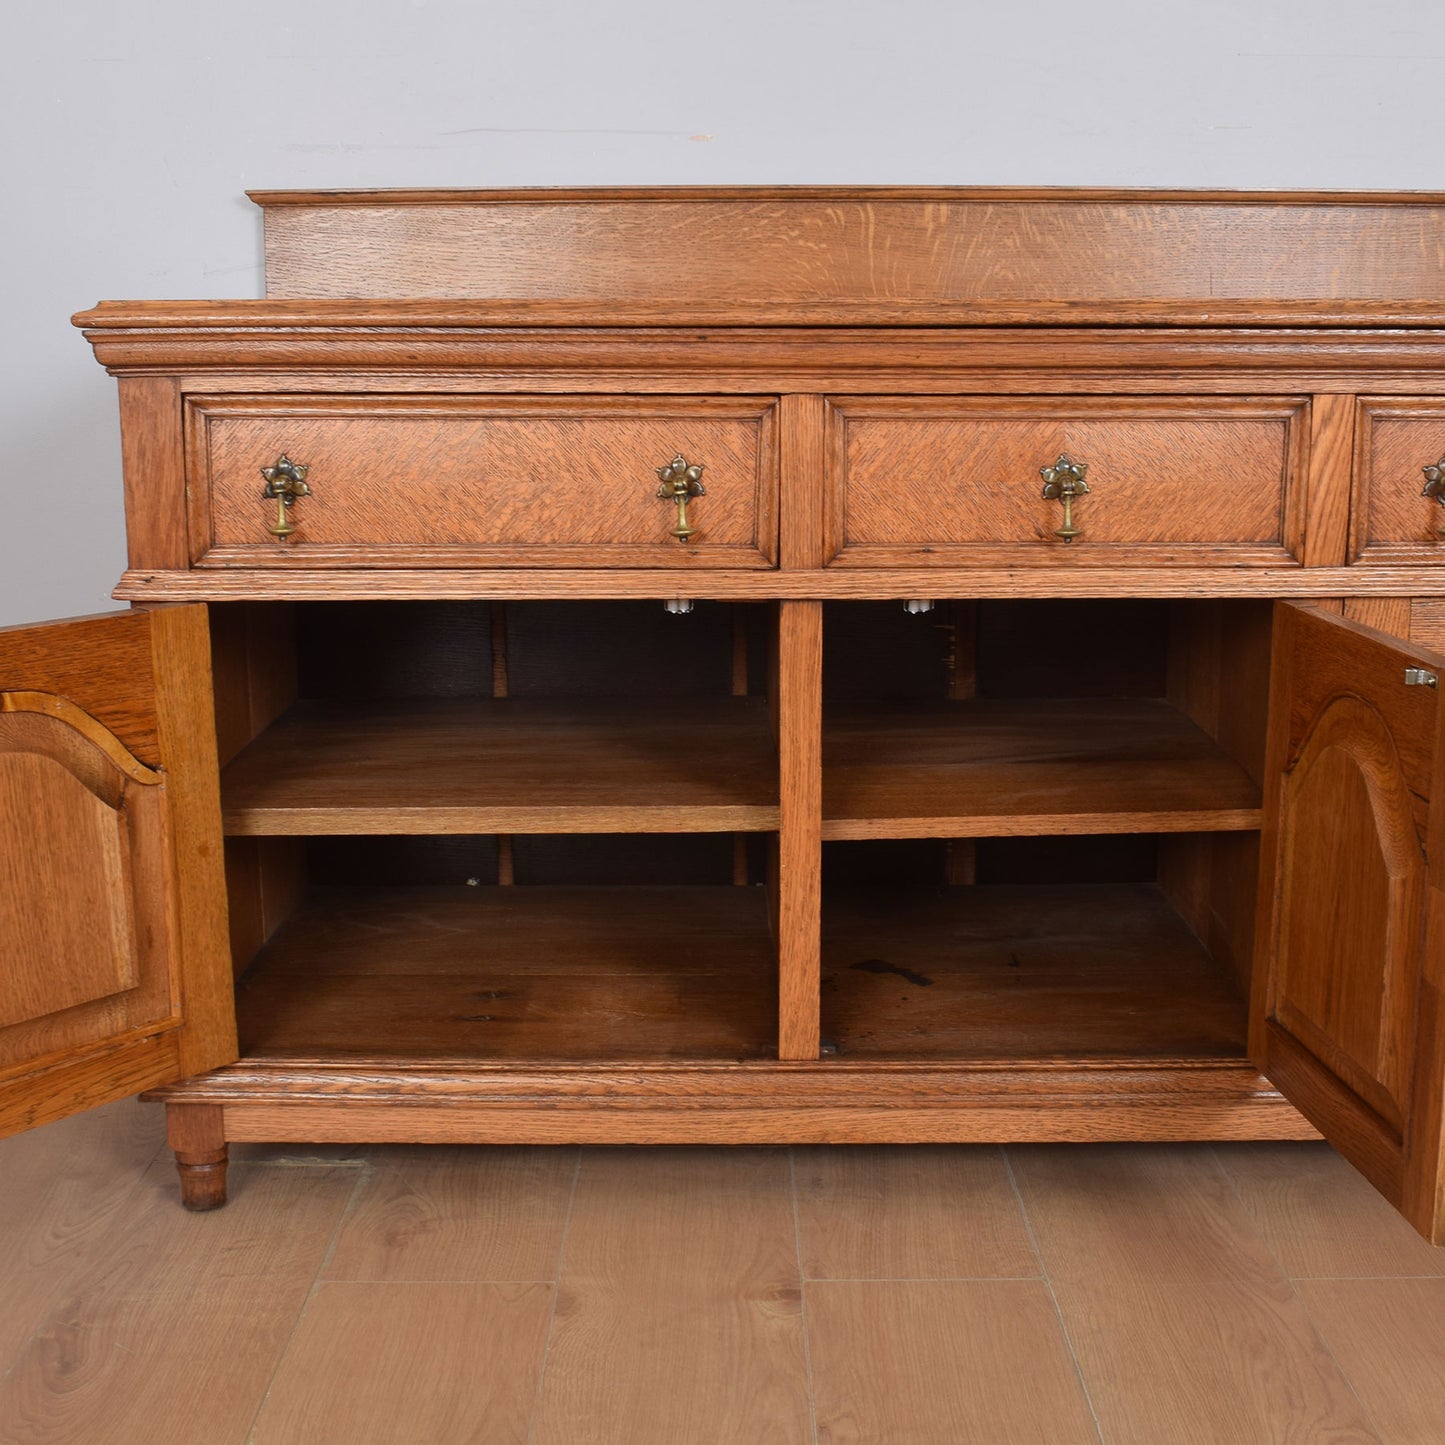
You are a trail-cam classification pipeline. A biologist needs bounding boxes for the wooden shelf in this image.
[822,883,1248,1061]
[822,699,1262,839]
[221,697,779,835]
[237,884,777,1062]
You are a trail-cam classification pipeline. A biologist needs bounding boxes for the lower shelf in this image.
[822,883,1249,1061]
[236,884,778,1063]
[238,878,1249,1069]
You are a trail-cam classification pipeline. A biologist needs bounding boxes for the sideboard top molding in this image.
[247,185,1445,207]
[246,188,1445,310]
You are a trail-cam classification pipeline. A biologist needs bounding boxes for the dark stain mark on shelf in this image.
[849,958,935,987]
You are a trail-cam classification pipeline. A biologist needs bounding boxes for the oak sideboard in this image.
[5,188,1445,1239]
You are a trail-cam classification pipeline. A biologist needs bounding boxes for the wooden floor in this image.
[3,1101,1443,1443]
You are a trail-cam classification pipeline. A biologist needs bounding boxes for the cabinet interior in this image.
[210,595,1273,1067]
[819,599,1269,1061]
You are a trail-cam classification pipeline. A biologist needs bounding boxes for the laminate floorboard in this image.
[0,1098,164,1374]
[1216,1141,1445,1280]
[2,1123,1443,1445]
[1298,1279,1445,1444]
[0,1158,358,1445]
[322,1146,578,1283]
[1011,1145,1380,1444]
[249,1281,553,1445]
[528,1148,813,1445]
[792,1144,1038,1281]
[807,1280,1099,1445]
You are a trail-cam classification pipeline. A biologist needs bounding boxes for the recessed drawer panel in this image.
[186,396,778,568]
[1351,400,1445,565]
[825,397,1308,568]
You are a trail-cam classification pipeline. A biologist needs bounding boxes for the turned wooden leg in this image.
[167,1102,229,1211]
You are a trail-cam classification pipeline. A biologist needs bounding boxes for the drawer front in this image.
[1351,399,1445,565]
[826,397,1308,568]
[187,396,778,568]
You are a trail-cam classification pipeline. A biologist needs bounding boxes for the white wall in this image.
[4,0,1443,623]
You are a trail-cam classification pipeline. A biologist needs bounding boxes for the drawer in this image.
[824,397,1309,568]
[185,396,778,568]
[1350,399,1445,565]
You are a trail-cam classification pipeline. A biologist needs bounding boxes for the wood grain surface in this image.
[117,377,187,571]
[0,1158,356,1445]
[0,1098,164,1373]
[529,1149,811,1445]
[829,395,1305,567]
[822,698,1262,838]
[11,1113,1436,1445]
[793,1145,1038,1280]
[251,1282,553,1445]
[0,611,163,765]
[776,601,822,1061]
[245,189,1445,308]
[189,395,778,569]
[1298,1279,1445,1444]
[1351,399,1445,565]
[323,1147,577,1283]
[112,563,1445,604]
[1012,1146,1379,1444]
[821,883,1249,1062]
[0,609,233,1141]
[1217,1141,1445,1279]
[1301,393,1356,567]
[0,720,141,1028]
[220,697,778,835]
[1251,603,1445,1238]
[235,885,777,1063]
[808,1280,1100,1444]
[143,605,237,1079]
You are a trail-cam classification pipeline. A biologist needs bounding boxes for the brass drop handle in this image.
[1040,454,1090,543]
[1422,456,1445,535]
[260,455,311,539]
[656,455,706,542]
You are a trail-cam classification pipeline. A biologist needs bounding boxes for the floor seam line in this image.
[789,1148,822,1445]
[525,1147,581,1445]
[1209,1143,1388,1444]
[801,1274,1047,1284]
[1003,1147,1108,1445]
[242,1160,374,1445]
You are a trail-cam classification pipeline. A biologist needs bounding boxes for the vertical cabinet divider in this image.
[776,599,823,1060]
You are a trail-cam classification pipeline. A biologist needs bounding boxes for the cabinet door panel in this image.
[0,609,235,1137]
[1253,603,1445,1238]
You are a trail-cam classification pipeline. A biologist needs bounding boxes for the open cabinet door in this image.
[0,607,235,1137]
[1253,602,1445,1241]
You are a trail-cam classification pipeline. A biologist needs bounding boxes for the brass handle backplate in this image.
[260,455,311,539]
[656,455,706,542]
[1422,456,1445,534]
[1040,454,1090,543]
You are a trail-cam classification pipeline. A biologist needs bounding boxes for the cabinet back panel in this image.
[505,601,737,698]
[297,602,493,700]
[289,601,751,702]
[824,837,1159,890]
[976,601,1170,699]
[303,834,738,889]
